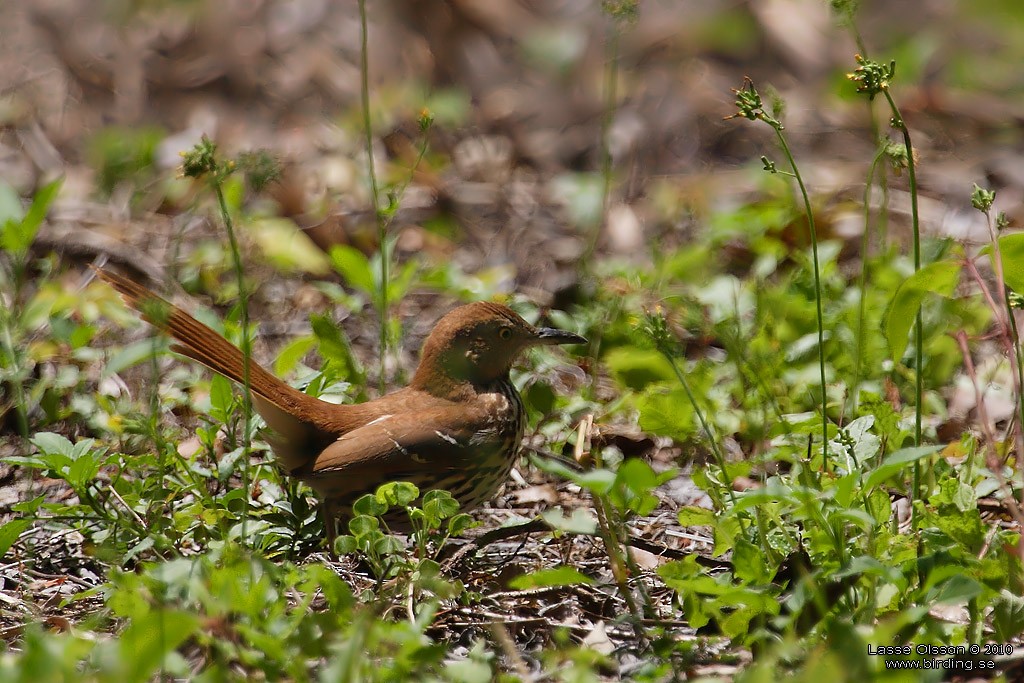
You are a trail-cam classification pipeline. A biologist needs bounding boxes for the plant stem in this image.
[357,0,388,394]
[881,91,923,500]
[213,181,254,541]
[772,130,829,470]
[0,309,28,439]
[851,148,885,416]
[659,351,739,512]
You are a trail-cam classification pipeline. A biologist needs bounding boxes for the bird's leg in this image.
[321,499,339,555]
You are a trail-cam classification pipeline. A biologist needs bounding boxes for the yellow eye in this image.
[499,327,513,340]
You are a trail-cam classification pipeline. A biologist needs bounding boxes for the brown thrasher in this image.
[96,269,586,537]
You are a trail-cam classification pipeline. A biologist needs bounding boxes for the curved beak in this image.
[533,327,588,346]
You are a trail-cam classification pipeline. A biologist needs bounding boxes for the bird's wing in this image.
[300,408,489,499]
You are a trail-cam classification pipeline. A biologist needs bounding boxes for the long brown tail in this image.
[95,267,341,471]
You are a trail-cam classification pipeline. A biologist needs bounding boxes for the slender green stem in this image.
[357,0,387,394]
[850,149,885,416]
[772,130,829,470]
[591,492,650,649]
[881,91,922,506]
[0,256,30,438]
[213,181,254,541]
[659,351,739,511]
[0,309,28,439]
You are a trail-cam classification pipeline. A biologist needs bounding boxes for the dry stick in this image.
[963,257,1024,459]
[982,214,1024,522]
[591,493,650,649]
[488,622,533,681]
[573,415,651,645]
[953,330,1024,556]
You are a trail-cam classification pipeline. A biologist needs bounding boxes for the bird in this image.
[95,268,586,540]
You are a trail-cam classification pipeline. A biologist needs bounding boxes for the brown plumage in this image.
[95,268,586,538]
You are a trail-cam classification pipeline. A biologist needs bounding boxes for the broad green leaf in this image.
[634,387,696,442]
[248,217,330,275]
[120,610,199,683]
[676,506,716,527]
[310,313,363,383]
[333,535,358,555]
[992,590,1024,641]
[883,259,959,360]
[930,574,984,606]
[732,537,773,583]
[508,565,594,589]
[209,374,235,423]
[273,334,316,376]
[864,445,943,489]
[378,481,420,507]
[347,513,381,537]
[994,232,1024,293]
[0,179,61,254]
[352,494,388,518]
[30,431,74,457]
[330,244,374,295]
[615,458,659,491]
[0,519,32,558]
[541,507,598,534]
[604,348,674,389]
[20,179,62,244]
[422,489,459,520]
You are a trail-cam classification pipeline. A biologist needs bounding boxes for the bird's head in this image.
[413,302,586,392]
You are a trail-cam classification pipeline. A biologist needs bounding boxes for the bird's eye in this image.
[499,327,513,340]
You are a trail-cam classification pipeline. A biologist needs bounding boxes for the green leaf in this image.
[604,348,674,389]
[352,494,388,518]
[208,374,235,423]
[30,432,74,457]
[330,244,375,295]
[347,514,381,537]
[508,565,594,589]
[992,590,1024,641]
[634,386,696,442]
[930,574,984,606]
[575,469,616,495]
[120,610,199,683]
[248,217,331,275]
[422,489,460,521]
[677,506,716,527]
[447,513,475,536]
[615,458,659,491]
[883,259,959,359]
[333,535,358,555]
[386,259,420,304]
[273,334,316,376]
[377,481,419,507]
[20,179,62,245]
[0,519,32,558]
[732,537,773,583]
[864,445,943,489]
[540,507,598,534]
[310,313,364,384]
[0,179,61,254]
[994,232,1024,293]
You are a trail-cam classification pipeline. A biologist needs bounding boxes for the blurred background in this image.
[3,0,1024,299]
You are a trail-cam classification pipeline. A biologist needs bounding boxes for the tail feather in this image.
[95,267,338,471]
